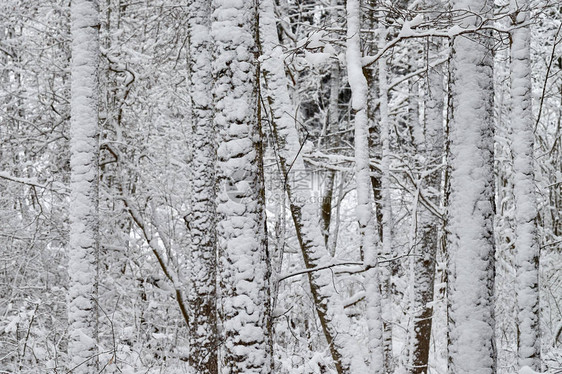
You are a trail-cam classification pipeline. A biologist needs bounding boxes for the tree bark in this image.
[68,0,100,372]
[447,1,496,372]
[510,0,541,369]
[212,0,272,372]
[377,25,395,374]
[408,17,444,374]
[346,0,385,371]
[187,0,218,372]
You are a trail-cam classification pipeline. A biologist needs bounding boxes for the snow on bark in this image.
[260,0,368,372]
[321,0,341,256]
[188,0,218,372]
[212,0,271,372]
[408,8,444,373]
[68,0,100,372]
[377,26,395,374]
[447,1,496,373]
[510,0,541,369]
[320,62,338,252]
[346,0,385,372]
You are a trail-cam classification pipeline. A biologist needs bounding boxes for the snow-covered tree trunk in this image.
[321,55,339,252]
[321,0,343,256]
[68,0,100,372]
[510,0,541,369]
[447,1,496,372]
[408,23,444,374]
[260,0,367,372]
[187,0,217,372]
[212,0,271,372]
[346,0,385,372]
[377,25,395,373]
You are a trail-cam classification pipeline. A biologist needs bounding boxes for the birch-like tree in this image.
[68,0,100,372]
[510,0,541,369]
[212,0,271,372]
[187,0,217,372]
[447,1,496,372]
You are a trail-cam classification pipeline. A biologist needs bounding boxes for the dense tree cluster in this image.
[0,0,560,373]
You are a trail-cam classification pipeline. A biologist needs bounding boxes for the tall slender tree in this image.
[68,0,100,372]
[447,1,496,372]
[377,24,395,374]
[346,0,385,371]
[187,0,218,372]
[510,0,541,369]
[212,0,271,372]
[408,6,444,373]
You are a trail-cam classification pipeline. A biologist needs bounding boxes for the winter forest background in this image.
[0,0,561,373]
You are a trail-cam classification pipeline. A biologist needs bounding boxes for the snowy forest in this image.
[0,0,561,373]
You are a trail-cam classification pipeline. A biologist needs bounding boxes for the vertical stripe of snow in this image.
[447,1,496,373]
[212,0,271,372]
[510,0,541,369]
[260,0,368,372]
[346,0,385,372]
[188,0,218,372]
[68,0,100,372]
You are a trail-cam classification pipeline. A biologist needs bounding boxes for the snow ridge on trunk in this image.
[447,1,496,373]
[68,0,100,372]
[212,0,272,372]
[510,0,541,369]
[188,0,218,372]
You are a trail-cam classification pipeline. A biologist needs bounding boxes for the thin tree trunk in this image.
[68,0,100,372]
[187,0,218,372]
[510,0,541,369]
[378,25,395,373]
[320,0,341,253]
[346,0,385,371]
[408,30,444,374]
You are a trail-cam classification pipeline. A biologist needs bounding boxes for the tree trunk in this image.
[260,0,368,371]
[187,0,218,372]
[447,1,496,372]
[346,0,385,371]
[510,0,541,369]
[378,25,395,374]
[68,0,100,372]
[408,20,444,374]
[212,0,272,372]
